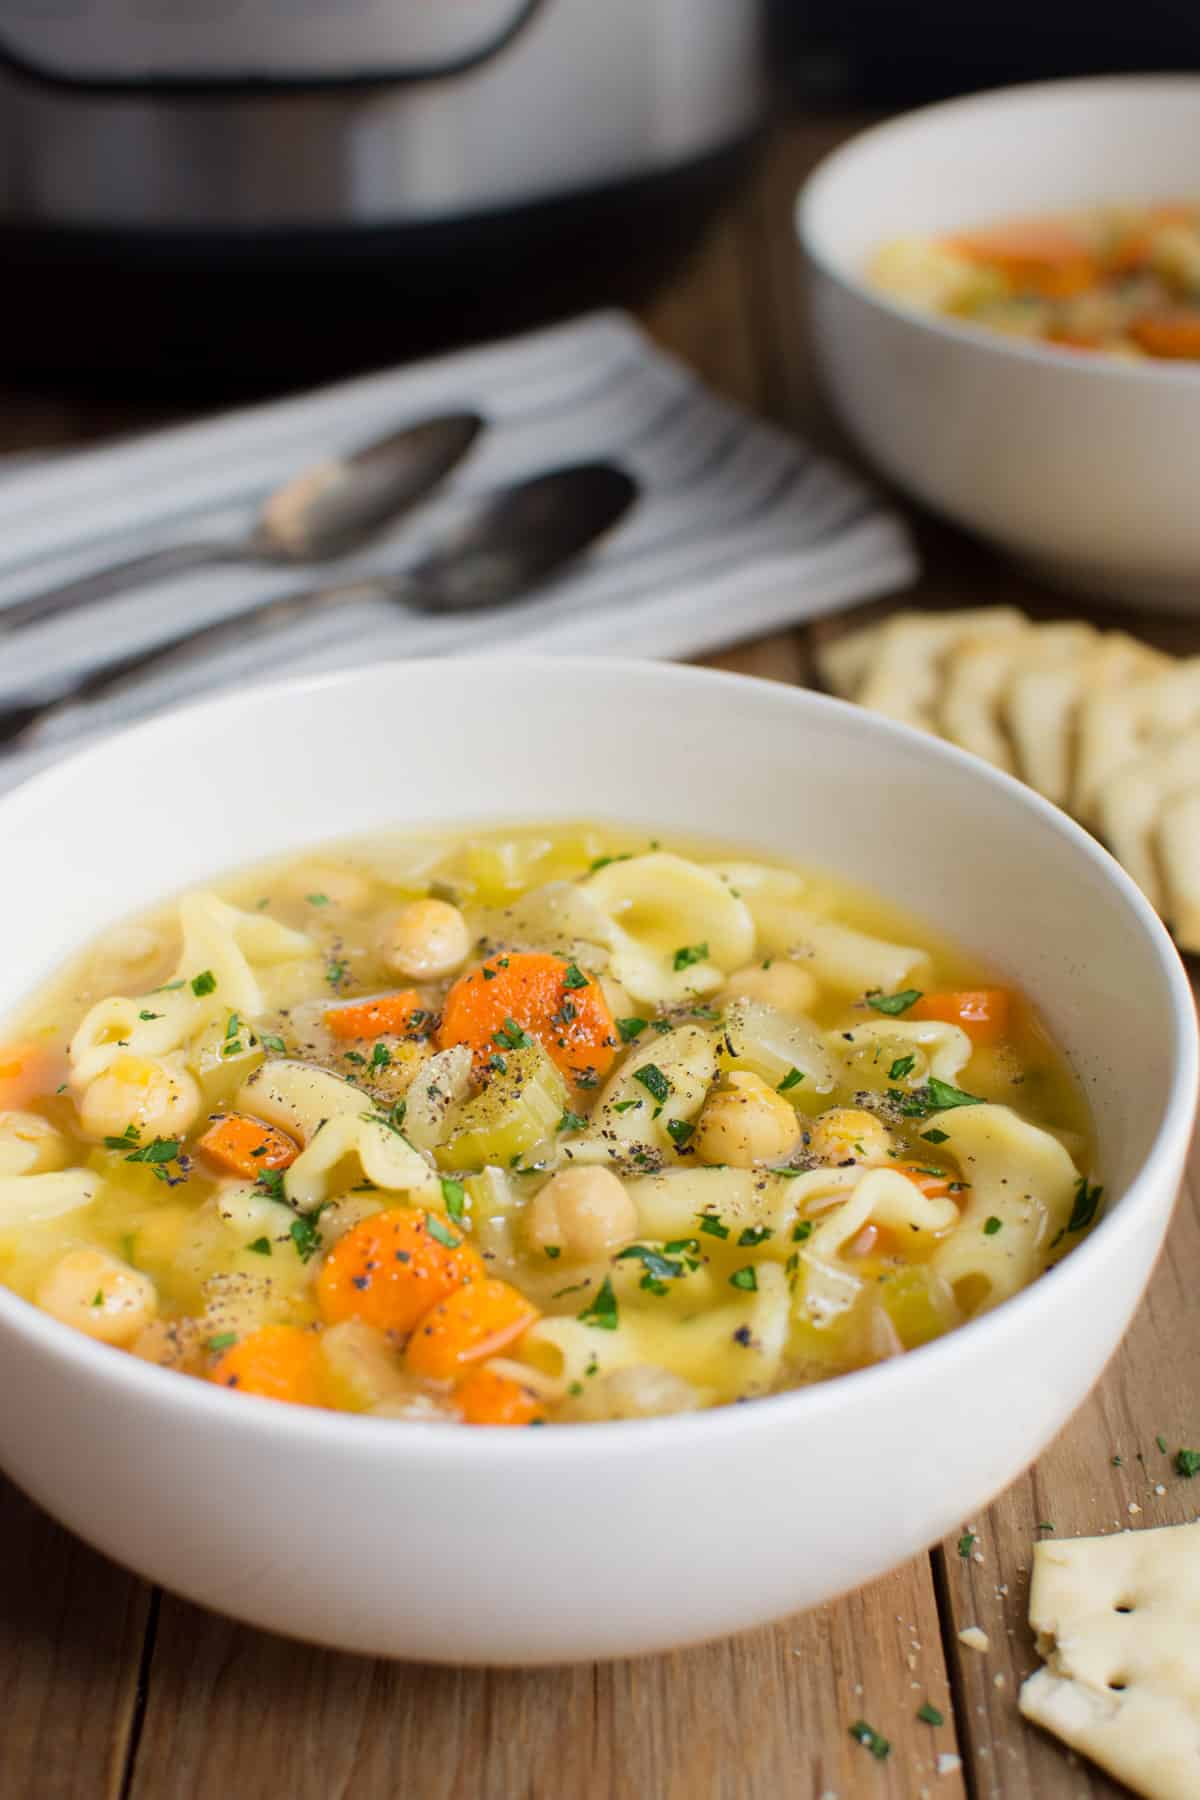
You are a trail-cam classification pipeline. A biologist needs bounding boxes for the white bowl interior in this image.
[803,76,1200,279]
[0,657,1187,1212]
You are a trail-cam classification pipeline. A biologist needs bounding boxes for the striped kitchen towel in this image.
[0,310,916,791]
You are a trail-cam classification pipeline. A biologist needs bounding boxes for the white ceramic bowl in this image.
[0,657,1194,1663]
[798,75,1200,610]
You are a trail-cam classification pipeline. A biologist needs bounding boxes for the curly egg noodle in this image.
[0,825,1097,1426]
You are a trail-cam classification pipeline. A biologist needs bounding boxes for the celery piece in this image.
[436,1044,567,1172]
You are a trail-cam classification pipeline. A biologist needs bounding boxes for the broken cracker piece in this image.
[1157,788,1200,953]
[1074,656,1200,827]
[1019,1520,1200,1800]
[957,1626,990,1652]
[940,622,1093,775]
[856,609,1027,732]
[1006,632,1167,810]
[1095,726,1200,915]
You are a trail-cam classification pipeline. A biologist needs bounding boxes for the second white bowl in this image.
[799,76,1200,610]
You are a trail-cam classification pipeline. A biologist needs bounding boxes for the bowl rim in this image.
[796,70,1200,388]
[0,652,1195,1459]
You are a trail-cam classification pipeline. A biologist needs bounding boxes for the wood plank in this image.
[937,1111,1200,1797]
[0,1473,152,1800]
[127,1558,963,1800]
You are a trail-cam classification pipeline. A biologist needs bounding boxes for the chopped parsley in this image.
[255,1168,286,1202]
[190,969,217,997]
[738,1225,772,1247]
[492,1016,534,1051]
[325,959,348,987]
[150,979,185,993]
[791,1220,813,1242]
[589,853,631,872]
[890,1077,984,1117]
[124,1136,183,1183]
[289,1213,325,1262]
[729,1266,757,1292]
[247,1237,272,1256]
[697,1213,730,1240]
[305,893,329,906]
[369,1041,391,1074]
[776,1067,805,1093]
[634,1064,671,1105]
[612,1099,642,1115]
[916,1702,944,1727]
[672,942,709,972]
[543,1246,561,1260]
[1156,1434,1168,1453]
[138,1009,163,1022]
[440,1177,466,1223]
[91,1291,104,1307]
[666,1118,694,1148]
[616,1244,686,1287]
[616,1017,648,1043]
[1068,1175,1103,1233]
[104,1124,141,1151]
[848,1719,890,1760]
[559,1110,588,1133]
[1175,1448,1200,1479]
[562,963,590,990]
[920,1127,950,1145]
[578,1275,619,1330]
[207,1333,237,1353]
[386,1099,407,1134]
[866,987,921,1016]
[260,1033,287,1053]
[957,1531,977,1559]
[425,1215,461,1250]
[887,1054,916,1082]
[983,1216,1003,1236]
[1035,1522,1055,1533]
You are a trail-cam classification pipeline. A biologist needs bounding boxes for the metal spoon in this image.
[0,462,637,751]
[0,411,485,636]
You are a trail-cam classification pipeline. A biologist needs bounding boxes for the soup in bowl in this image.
[0,657,1191,1661]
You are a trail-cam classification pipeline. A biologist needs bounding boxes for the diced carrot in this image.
[910,989,1011,1045]
[0,1041,64,1110]
[316,1206,484,1336]
[457,1366,547,1426]
[437,951,617,1086]
[196,1112,298,1177]
[1129,311,1200,360]
[210,1325,327,1407]
[949,219,1095,298]
[405,1278,539,1382]
[324,991,428,1041]
[890,1162,966,1205]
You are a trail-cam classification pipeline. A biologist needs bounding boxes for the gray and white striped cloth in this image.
[0,311,916,792]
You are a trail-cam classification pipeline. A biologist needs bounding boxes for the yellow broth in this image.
[0,823,1097,1425]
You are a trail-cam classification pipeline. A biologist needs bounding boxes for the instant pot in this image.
[0,0,766,388]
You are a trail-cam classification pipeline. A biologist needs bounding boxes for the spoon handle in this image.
[0,540,254,637]
[0,575,396,750]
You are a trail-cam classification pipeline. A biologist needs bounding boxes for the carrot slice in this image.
[910,989,1011,1045]
[889,1162,966,1205]
[197,1112,298,1177]
[950,219,1095,298]
[316,1206,484,1336]
[324,991,429,1041]
[210,1325,327,1407]
[438,951,617,1085]
[1130,311,1200,360]
[457,1366,547,1426]
[0,1041,64,1110]
[405,1278,538,1381]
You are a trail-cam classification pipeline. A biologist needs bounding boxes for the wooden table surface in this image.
[3,115,1199,1800]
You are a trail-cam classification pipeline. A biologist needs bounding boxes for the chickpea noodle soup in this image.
[0,824,1097,1426]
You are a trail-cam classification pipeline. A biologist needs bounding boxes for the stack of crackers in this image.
[818,609,1200,953]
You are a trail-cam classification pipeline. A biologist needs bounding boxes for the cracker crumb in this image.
[993,1672,1006,1689]
[958,1626,990,1652]
[1155,1484,1167,1496]
[1128,1502,1142,1516]
[937,1753,962,1776]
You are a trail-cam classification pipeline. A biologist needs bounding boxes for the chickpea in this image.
[723,960,818,1016]
[78,1054,202,1144]
[806,1106,895,1167]
[377,898,470,980]
[526,1167,637,1260]
[0,1109,70,1177]
[282,863,372,912]
[693,1072,802,1169]
[36,1247,158,1347]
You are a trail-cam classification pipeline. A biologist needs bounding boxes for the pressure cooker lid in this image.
[0,0,545,90]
